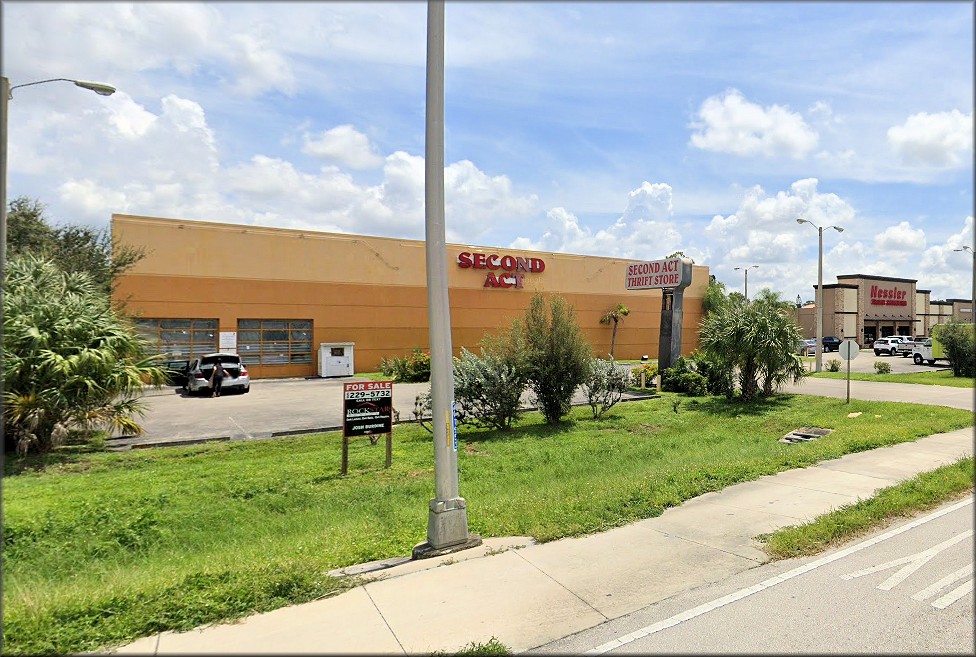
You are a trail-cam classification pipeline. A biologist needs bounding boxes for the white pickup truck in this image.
[912,337,949,365]
[896,336,926,357]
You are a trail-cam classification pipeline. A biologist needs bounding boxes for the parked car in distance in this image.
[163,359,190,386]
[798,339,817,356]
[872,337,901,356]
[821,336,842,352]
[185,353,250,395]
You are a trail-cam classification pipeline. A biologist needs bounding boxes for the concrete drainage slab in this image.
[780,426,834,444]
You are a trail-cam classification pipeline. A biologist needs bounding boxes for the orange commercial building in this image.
[112,214,709,379]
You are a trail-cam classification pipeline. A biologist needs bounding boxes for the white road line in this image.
[840,530,973,590]
[912,563,973,601]
[932,581,975,609]
[586,496,973,655]
[229,416,253,440]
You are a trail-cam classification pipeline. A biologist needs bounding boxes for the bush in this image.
[660,356,694,392]
[677,372,709,396]
[934,322,975,378]
[690,349,733,397]
[825,359,842,372]
[630,362,658,388]
[379,347,431,382]
[513,292,592,425]
[659,357,708,396]
[452,347,527,430]
[582,358,630,419]
[874,360,892,374]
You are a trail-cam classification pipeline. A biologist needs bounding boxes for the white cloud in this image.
[302,125,384,169]
[106,93,157,139]
[873,221,926,252]
[887,110,973,167]
[510,182,683,259]
[689,89,819,159]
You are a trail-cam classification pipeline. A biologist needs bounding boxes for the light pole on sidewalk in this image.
[413,0,480,559]
[733,265,758,300]
[797,218,844,373]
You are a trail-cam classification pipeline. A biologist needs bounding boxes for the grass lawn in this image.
[759,456,974,559]
[810,369,974,388]
[2,393,972,654]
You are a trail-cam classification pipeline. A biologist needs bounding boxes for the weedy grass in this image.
[432,637,512,655]
[810,368,974,388]
[758,457,974,559]
[2,393,972,654]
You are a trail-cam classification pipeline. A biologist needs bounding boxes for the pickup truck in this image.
[912,338,949,366]
[896,336,926,357]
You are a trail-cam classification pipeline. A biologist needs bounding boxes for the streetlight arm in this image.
[8,78,116,98]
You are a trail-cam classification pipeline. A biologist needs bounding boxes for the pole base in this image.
[412,534,483,560]
[413,496,481,559]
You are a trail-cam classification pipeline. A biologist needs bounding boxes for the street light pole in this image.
[953,245,976,330]
[1,75,116,269]
[797,218,844,373]
[413,0,480,559]
[733,264,759,300]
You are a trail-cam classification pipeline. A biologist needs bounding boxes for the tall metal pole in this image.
[744,269,749,300]
[414,0,479,558]
[816,226,824,373]
[1,77,9,270]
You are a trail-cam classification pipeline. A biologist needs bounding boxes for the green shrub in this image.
[513,292,592,425]
[825,359,842,372]
[678,372,709,396]
[690,349,733,397]
[582,358,630,419]
[660,356,693,392]
[874,360,892,374]
[379,347,431,382]
[934,322,975,377]
[452,347,527,431]
[630,362,658,388]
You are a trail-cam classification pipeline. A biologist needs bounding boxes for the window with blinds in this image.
[133,318,218,358]
[237,319,313,365]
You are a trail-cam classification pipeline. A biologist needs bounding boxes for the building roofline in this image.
[836,274,918,284]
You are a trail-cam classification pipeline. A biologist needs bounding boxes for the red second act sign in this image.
[343,381,393,437]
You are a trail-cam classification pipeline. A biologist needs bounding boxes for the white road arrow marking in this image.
[840,530,972,590]
[912,563,973,601]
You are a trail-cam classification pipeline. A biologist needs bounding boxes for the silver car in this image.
[185,353,250,395]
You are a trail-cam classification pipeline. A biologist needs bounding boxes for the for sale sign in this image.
[343,381,393,437]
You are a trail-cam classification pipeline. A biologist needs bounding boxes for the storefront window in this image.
[133,318,218,357]
[237,319,313,365]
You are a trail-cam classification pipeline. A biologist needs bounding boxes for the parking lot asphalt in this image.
[115,350,958,450]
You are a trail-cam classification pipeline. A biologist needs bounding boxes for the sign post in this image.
[342,381,394,474]
[838,340,860,403]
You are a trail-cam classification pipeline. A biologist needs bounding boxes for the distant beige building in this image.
[796,273,972,344]
[112,214,709,379]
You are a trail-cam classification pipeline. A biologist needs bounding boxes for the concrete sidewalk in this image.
[114,426,974,655]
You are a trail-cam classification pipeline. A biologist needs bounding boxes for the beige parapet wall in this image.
[112,214,708,378]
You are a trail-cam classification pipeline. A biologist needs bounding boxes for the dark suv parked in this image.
[822,336,842,352]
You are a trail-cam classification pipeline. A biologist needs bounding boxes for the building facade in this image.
[797,273,973,345]
[112,214,709,379]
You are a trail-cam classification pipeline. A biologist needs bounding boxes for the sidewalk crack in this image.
[510,549,610,622]
[363,586,407,654]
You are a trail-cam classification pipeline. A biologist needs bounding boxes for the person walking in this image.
[210,358,225,398]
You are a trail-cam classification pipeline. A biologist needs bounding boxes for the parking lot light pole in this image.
[733,265,758,300]
[413,0,480,560]
[797,218,844,373]
[953,246,976,330]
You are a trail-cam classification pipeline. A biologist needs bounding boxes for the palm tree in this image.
[2,255,166,454]
[697,289,803,401]
[600,304,631,359]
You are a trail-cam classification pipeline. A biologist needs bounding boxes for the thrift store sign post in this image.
[342,381,394,475]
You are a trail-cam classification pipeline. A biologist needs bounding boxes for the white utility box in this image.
[319,342,355,377]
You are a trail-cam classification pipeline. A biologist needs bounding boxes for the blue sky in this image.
[3,1,973,302]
